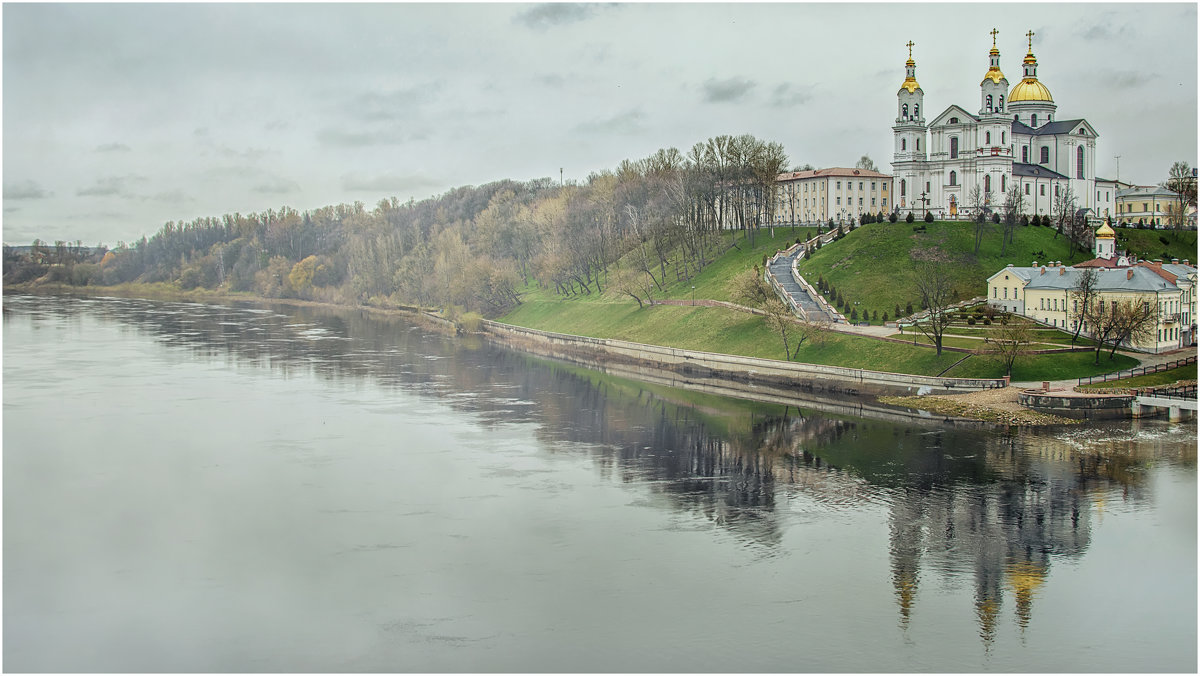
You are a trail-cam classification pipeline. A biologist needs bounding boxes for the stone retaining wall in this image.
[481,320,1007,396]
[1017,390,1134,420]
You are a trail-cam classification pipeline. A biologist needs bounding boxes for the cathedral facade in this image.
[892,31,1116,222]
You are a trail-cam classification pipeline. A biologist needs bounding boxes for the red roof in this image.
[1074,257,1121,268]
[777,167,892,181]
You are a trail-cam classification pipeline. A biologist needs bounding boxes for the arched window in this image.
[950,137,959,159]
[1031,114,1038,126]
[1001,131,1006,144]
[1022,146,1028,163]
[1001,175,1006,192]
[998,95,1004,110]
[986,94,993,112]
[901,138,906,151]
[1040,146,1050,164]
[916,138,921,151]
[914,104,919,118]
[950,117,959,124]
[1076,146,1085,179]
[985,131,991,145]
[949,171,957,186]
[984,175,991,193]
[901,179,906,197]
[902,103,909,119]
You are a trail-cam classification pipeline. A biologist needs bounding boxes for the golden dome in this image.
[1096,222,1116,239]
[1009,78,1053,103]
[982,66,1006,85]
[901,57,920,93]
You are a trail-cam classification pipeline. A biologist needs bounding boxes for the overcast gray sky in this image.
[3,2,1196,247]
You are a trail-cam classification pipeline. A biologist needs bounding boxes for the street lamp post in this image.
[691,286,696,306]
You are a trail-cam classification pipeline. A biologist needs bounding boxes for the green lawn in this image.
[1077,363,1197,390]
[799,220,1096,323]
[1113,227,1197,264]
[942,350,1140,381]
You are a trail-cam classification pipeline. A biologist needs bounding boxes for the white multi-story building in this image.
[773,168,893,225]
[892,31,1113,222]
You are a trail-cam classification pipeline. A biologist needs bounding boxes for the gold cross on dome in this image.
[1026,30,1035,50]
[906,40,914,60]
[990,28,999,46]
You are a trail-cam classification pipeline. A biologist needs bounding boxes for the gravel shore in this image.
[881,387,1078,426]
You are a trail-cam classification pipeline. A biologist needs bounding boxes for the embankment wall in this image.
[481,320,1006,397]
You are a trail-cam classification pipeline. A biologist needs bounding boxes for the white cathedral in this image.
[892,30,1117,221]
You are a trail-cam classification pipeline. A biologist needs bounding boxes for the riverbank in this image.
[881,388,1079,426]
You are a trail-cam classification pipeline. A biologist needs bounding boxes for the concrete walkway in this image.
[767,250,837,322]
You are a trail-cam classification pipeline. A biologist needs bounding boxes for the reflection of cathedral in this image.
[893,31,1116,220]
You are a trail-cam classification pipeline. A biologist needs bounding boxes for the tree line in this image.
[4,134,792,317]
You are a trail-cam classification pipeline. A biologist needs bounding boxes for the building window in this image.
[916,138,921,151]
[859,198,863,206]
[986,131,991,145]
[836,197,841,205]
[925,181,930,193]
[1032,114,1038,126]
[1022,146,1028,163]
[901,179,906,196]
[836,181,841,189]
[1001,131,1006,144]
[949,171,957,186]
[902,104,909,118]
[915,104,919,118]
[859,182,863,191]
[882,198,887,207]
[1077,146,1085,179]
[1040,146,1050,163]
[1001,175,1006,192]
[1040,184,1045,196]
[871,198,876,206]
[871,182,876,190]
[901,138,907,151]
[1025,184,1030,195]
[984,175,991,193]
[1055,184,1060,197]
[950,137,959,158]
[1004,287,1008,299]
[986,94,993,112]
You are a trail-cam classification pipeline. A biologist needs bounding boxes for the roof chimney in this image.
[1040,266,1046,275]
[1059,266,1065,275]
[1172,259,1180,265]
[1184,260,1190,266]
[1032,261,1039,267]
[1127,269,1134,280]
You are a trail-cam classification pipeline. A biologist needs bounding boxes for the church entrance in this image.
[949,195,957,217]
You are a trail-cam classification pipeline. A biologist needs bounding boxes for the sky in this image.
[3,2,1197,247]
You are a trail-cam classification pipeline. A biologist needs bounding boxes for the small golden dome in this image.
[1009,78,1053,102]
[982,66,1006,85]
[1096,222,1116,239]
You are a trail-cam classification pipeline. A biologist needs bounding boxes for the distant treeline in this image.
[3,134,789,317]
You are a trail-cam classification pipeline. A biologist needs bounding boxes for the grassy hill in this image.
[1113,227,1198,264]
[499,224,1139,379]
[798,220,1100,323]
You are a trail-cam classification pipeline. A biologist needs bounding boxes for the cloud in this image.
[251,177,301,195]
[514,3,609,30]
[95,142,132,153]
[149,190,194,205]
[769,83,813,108]
[341,172,443,194]
[351,84,443,123]
[4,180,50,200]
[5,206,21,214]
[574,109,645,135]
[701,77,757,104]
[317,126,429,147]
[1078,22,1133,42]
[76,175,146,197]
[1106,70,1152,89]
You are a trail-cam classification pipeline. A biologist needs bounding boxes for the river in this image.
[3,293,1195,672]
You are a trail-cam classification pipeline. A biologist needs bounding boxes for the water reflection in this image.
[6,293,1194,649]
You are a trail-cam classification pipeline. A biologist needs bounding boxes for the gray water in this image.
[3,293,1196,672]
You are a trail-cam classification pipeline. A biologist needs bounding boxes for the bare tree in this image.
[1000,184,1026,256]
[1107,299,1158,359]
[969,184,992,255]
[985,320,1034,376]
[856,155,877,172]
[611,264,656,309]
[1164,160,1196,230]
[1068,267,1099,344]
[911,261,955,356]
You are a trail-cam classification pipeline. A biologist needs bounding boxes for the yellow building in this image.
[986,224,1195,352]
[1115,185,1185,228]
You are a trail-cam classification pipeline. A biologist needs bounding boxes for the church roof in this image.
[1010,118,1088,136]
[1117,185,1179,199]
[1012,163,1068,180]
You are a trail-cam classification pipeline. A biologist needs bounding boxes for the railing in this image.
[1141,385,1197,401]
[1078,355,1197,386]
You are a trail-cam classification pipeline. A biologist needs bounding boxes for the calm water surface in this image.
[4,294,1196,672]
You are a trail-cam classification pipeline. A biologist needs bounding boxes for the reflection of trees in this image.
[30,294,1195,643]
